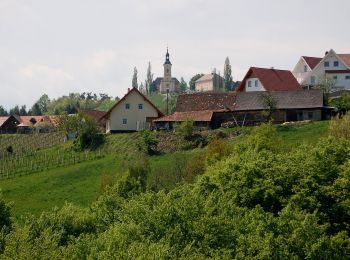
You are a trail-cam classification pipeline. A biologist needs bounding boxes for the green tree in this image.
[9,105,20,115]
[179,77,187,93]
[0,106,8,116]
[30,103,42,115]
[330,92,350,116]
[261,92,277,121]
[223,57,233,91]
[315,75,337,105]
[132,67,138,89]
[189,74,204,91]
[19,105,27,116]
[146,62,153,94]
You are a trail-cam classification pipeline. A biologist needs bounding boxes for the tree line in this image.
[0,92,119,117]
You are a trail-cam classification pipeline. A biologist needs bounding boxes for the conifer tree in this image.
[146,62,153,94]
[223,57,233,91]
[132,67,138,89]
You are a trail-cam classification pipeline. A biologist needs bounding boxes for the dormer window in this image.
[125,103,130,110]
[324,61,330,67]
[334,61,339,67]
[304,65,307,72]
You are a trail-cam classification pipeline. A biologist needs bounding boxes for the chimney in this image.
[325,51,329,55]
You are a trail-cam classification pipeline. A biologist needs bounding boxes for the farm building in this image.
[153,90,330,129]
[103,87,163,133]
[0,115,59,134]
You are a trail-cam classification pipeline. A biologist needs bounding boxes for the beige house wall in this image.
[106,91,159,132]
[196,80,214,92]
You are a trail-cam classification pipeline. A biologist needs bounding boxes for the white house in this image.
[195,73,225,92]
[292,49,350,91]
[237,67,302,92]
[103,87,163,133]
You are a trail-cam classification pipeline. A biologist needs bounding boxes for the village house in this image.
[237,67,302,92]
[103,87,163,133]
[0,115,57,134]
[292,49,350,91]
[152,48,180,93]
[153,90,328,129]
[195,72,225,92]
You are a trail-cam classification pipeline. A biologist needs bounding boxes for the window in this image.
[255,80,258,87]
[248,80,252,87]
[324,61,329,67]
[334,61,339,67]
[138,103,143,109]
[346,75,350,80]
[310,76,316,85]
[304,65,308,72]
[122,118,127,125]
[333,76,338,80]
[308,112,313,120]
[125,103,130,109]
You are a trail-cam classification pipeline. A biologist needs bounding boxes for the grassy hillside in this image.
[0,121,330,217]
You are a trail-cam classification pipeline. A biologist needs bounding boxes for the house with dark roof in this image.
[0,115,21,133]
[154,89,329,129]
[103,87,163,133]
[292,49,350,91]
[237,67,302,92]
[195,73,225,92]
[78,109,106,129]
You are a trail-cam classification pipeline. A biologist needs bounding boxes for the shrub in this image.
[184,152,206,183]
[206,139,232,165]
[174,120,196,140]
[0,195,12,231]
[96,175,115,199]
[329,113,350,139]
[137,130,159,155]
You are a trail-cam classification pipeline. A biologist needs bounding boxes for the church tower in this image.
[159,47,177,93]
[163,48,172,80]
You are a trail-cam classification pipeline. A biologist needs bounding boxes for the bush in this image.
[0,195,12,231]
[137,130,159,155]
[206,139,232,165]
[329,113,350,139]
[174,120,196,140]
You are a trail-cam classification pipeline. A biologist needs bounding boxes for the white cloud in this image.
[18,64,74,82]
[83,50,118,71]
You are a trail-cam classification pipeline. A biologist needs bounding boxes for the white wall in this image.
[245,78,265,92]
[106,90,159,132]
[292,58,312,84]
[306,51,350,90]
[195,80,213,92]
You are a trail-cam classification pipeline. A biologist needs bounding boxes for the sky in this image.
[1,0,350,110]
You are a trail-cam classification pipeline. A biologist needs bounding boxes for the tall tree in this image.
[0,106,8,116]
[179,77,188,93]
[9,105,20,115]
[223,57,233,91]
[189,74,204,91]
[132,67,138,89]
[37,94,50,114]
[146,62,153,94]
[30,103,42,115]
[19,105,27,116]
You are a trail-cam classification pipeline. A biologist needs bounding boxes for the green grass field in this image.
[0,121,330,217]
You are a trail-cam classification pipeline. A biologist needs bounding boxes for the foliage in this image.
[132,66,138,89]
[261,92,277,121]
[0,195,12,231]
[174,120,196,140]
[146,62,153,94]
[315,75,337,105]
[206,138,232,165]
[329,113,350,139]
[137,130,159,155]
[189,74,204,90]
[223,57,234,91]
[242,122,281,152]
[179,77,188,93]
[0,106,8,116]
[330,92,350,116]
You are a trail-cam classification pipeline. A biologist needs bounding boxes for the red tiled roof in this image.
[302,56,322,69]
[78,109,105,121]
[238,67,302,92]
[17,116,51,126]
[153,110,215,122]
[17,122,30,127]
[338,54,350,68]
[0,116,9,127]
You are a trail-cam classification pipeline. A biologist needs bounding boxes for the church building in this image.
[153,48,180,94]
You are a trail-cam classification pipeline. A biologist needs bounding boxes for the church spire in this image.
[164,47,171,65]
